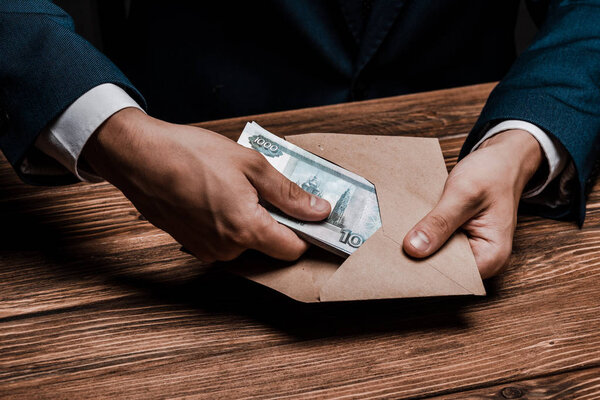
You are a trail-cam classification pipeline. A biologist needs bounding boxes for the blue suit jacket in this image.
[1,0,600,224]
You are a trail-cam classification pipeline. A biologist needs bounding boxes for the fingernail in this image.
[409,230,430,252]
[310,196,330,213]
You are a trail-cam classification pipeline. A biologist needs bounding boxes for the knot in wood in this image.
[501,387,524,399]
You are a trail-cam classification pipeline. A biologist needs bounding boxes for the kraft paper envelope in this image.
[227,133,486,302]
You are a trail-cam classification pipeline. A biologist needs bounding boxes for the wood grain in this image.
[1,82,599,399]
[427,367,600,399]
[194,82,495,141]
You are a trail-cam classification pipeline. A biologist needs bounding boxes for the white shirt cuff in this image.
[471,120,569,198]
[31,83,143,182]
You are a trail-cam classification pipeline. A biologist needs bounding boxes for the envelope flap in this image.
[287,133,485,299]
[318,230,474,301]
[226,248,341,303]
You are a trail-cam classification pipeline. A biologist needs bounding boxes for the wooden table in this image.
[1,83,599,399]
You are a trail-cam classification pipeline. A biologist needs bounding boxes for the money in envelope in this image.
[238,122,381,257]
[229,123,484,302]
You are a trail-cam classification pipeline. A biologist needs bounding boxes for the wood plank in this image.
[2,211,600,398]
[1,271,599,399]
[426,367,600,399]
[193,82,497,141]
[2,82,600,399]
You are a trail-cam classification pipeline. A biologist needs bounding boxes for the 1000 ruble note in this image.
[238,122,381,257]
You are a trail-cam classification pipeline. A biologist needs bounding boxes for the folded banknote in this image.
[238,122,381,257]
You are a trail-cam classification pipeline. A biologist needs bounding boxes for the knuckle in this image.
[448,176,485,204]
[187,242,219,264]
[228,225,256,247]
[216,247,244,262]
[281,245,306,261]
[245,150,268,173]
[282,179,305,202]
[227,209,269,248]
[194,252,216,264]
[216,213,255,248]
[427,214,451,235]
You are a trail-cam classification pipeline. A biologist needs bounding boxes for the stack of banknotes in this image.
[238,122,381,257]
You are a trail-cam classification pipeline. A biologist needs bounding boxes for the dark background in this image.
[54,0,539,58]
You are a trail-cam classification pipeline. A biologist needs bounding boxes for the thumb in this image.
[247,163,331,221]
[403,187,480,258]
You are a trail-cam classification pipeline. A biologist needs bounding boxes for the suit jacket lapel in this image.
[354,0,405,76]
[338,0,364,46]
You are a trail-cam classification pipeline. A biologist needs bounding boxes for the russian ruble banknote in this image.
[238,122,381,257]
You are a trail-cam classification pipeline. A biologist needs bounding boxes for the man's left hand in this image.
[403,129,543,279]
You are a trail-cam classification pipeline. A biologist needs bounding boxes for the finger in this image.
[403,186,482,258]
[181,243,216,264]
[188,243,244,263]
[186,248,216,264]
[469,234,512,279]
[251,208,310,260]
[179,233,241,264]
[246,160,331,221]
[215,245,246,262]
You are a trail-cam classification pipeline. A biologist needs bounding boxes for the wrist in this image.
[81,108,147,184]
[478,129,543,190]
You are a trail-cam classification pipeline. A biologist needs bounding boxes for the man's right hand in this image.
[81,108,331,263]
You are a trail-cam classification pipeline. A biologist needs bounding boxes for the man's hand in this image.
[403,130,543,279]
[82,108,331,263]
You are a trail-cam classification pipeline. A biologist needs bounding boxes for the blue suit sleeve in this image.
[460,0,600,224]
[0,0,145,182]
